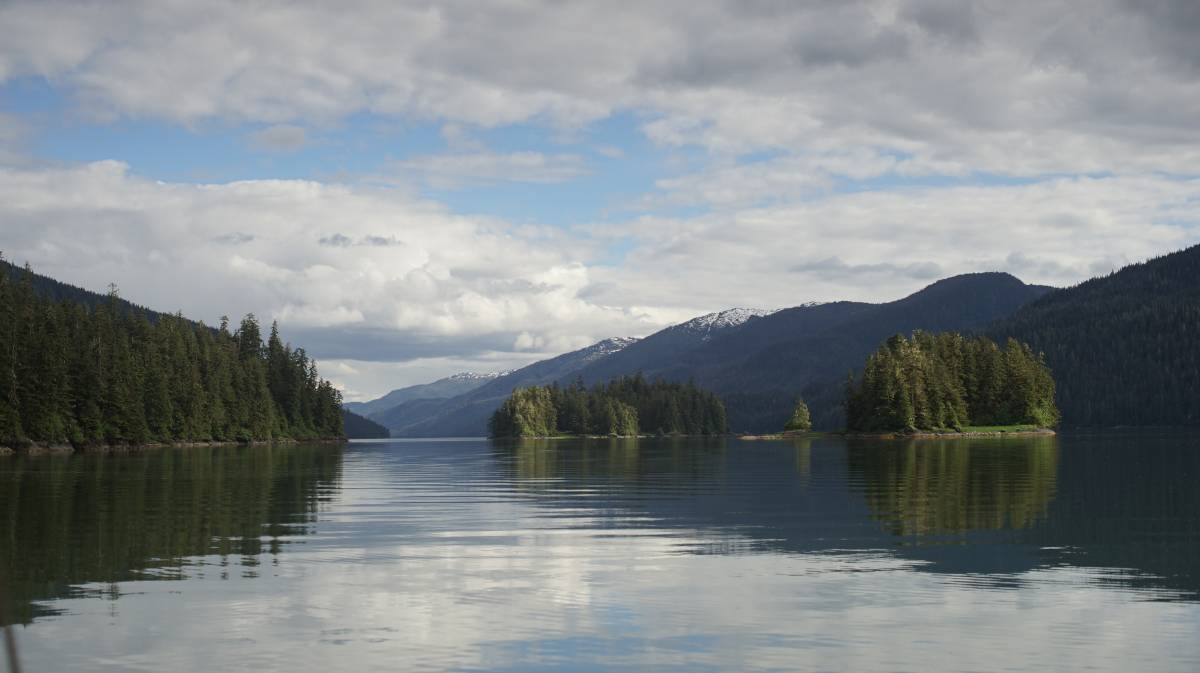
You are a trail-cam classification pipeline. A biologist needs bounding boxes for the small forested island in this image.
[0,261,344,451]
[844,331,1058,434]
[488,375,728,438]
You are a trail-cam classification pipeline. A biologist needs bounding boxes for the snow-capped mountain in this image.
[581,337,639,361]
[446,370,511,382]
[674,308,776,341]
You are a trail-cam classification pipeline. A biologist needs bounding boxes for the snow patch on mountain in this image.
[581,337,639,362]
[674,308,777,340]
[447,370,511,381]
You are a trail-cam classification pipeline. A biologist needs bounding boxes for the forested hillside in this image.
[489,376,727,438]
[0,259,344,447]
[845,332,1058,432]
[341,409,389,439]
[990,243,1200,427]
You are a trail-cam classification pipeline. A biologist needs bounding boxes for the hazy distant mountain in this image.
[344,371,509,417]
[377,337,639,437]
[991,243,1200,427]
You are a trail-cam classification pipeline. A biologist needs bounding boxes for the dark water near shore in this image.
[2,433,1199,672]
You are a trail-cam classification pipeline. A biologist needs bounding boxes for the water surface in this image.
[2,433,1199,672]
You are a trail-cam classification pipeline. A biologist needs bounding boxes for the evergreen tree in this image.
[784,398,812,432]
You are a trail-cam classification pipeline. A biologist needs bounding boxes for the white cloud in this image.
[2,1,1199,177]
[0,161,659,390]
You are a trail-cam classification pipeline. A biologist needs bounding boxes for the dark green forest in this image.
[342,408,389,439]
[0,259,344,447]
[990,243,1200,427]
[489,376,728,438]
[845,332,1058,432]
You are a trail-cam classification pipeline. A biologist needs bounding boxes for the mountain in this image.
[990,243,1200,427]
[344,371,507,417]
[698,272,1054,430]
[567,308,774,385]
[380,273,1049,436]
[378,337,638,437]
[341,409,389,439]
[564,272,1052,432]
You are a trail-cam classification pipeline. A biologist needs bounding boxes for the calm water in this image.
[2,433,1199,672]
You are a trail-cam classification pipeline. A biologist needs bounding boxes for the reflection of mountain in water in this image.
[846,437,1059,536]
[1,444,343,625]
[494,433,1200,601]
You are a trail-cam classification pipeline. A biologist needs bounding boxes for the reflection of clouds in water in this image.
[11,437,1200,672]
[19,533,1200,672]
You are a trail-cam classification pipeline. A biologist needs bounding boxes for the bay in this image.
[2,432,1198,672]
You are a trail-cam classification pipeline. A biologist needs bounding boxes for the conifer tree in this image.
[784,398,812,432]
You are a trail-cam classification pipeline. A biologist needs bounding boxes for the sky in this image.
[1,0,1198,401]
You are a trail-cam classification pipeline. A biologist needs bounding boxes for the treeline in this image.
[845,332,1058,432]
[0,260,343,447]
[489,375,728,438]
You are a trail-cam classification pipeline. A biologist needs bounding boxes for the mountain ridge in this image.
[379,271,1050,436]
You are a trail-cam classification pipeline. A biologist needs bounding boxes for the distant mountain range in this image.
[368,337,639,437]
[344,371,510,417]
[355,272,1055,435]
[344,243,1200,435]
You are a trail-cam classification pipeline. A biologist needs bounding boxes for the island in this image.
[488,375,728,438]
[843,331,1059,437]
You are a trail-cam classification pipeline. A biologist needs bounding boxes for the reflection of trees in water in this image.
[791,437,812,480]
[495,436,729,489]
[0,444,343,625]
[846,437,1059,536]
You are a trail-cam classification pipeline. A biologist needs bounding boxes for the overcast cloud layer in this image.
[1,0,1198,399]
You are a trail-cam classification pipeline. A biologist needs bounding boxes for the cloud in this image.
[2,0,1199,177]
[390,151,589,189]
[0,161,659,379]
[247,124,308,152]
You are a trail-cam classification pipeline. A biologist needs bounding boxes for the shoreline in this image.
[841,428,1056,439]
[739,429,1057,440]
[0,437,348,456]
